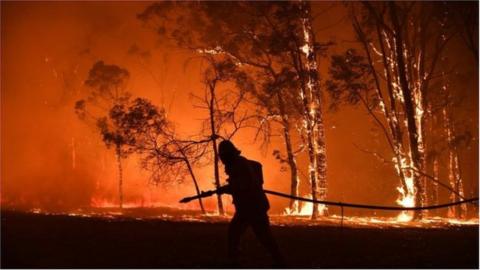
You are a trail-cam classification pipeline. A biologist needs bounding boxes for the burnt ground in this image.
[1,210,478,268]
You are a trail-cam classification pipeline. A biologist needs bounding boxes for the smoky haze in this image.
[1,2,478,216]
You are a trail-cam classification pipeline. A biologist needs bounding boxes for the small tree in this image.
[112,97,210,213]
[75,61,132,209]
[190,55,257,215]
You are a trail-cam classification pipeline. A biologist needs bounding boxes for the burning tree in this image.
[138,1,332,219]
[248,65,305,214]
[435,51,475,218]
[438,1,478,218]
[75,61,132,209]
[327,2,473,220]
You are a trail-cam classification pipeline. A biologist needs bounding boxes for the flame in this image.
[90,197,168,209]
[283,195,327,216]
[23,204,478,229]
[392,154,416,222]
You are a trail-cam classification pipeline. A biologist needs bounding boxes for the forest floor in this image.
[1,209,478,268]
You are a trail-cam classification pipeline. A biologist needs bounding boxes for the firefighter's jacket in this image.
[218,155,270,214]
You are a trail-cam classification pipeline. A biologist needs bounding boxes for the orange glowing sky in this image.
[1,2,478,216]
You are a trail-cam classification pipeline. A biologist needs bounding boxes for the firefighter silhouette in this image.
[216,140,284,267]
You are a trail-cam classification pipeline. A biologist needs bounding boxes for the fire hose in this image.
[262,189,479,211]
[181,188,478,211]
[180,189,478,226]
[262,189,479,227]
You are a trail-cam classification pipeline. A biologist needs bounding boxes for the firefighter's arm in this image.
[179,185,229,203]
[215,184,232,195]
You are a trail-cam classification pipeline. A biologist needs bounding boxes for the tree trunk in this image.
[115,144,123,209]
[355,18,412,213]
[185,158,206,214]
[372,22,411,199]
[290,50,319,219]
[277,92,300,213]
[300,1,328,217]
[453,151,466,218]
[208,82,224,215]
[286,29,319,219]
[420,108,429,217]
[289,42,319,219]
[306,126,319,220]
[432,156,439,214]
[424,106,436,217]
[443,107,467,218]
[285,131,300,212]
[389,2,425,219]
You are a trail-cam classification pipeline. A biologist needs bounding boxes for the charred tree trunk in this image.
[354,16,412,209]
[184,157,206,214]
[454,152,466,218]
[305,123,319,220]
[445,120,458,218]
[289,40,319,219]
[299,1,328,217]
[374,24,410,197]
[208,81,225,215]
[277,92,300,212]
[432,156,439,213]
[420,108,430,217]
[425,105,437,216]
[115,144,123,209]
[443,107,466,218]
[389,2,425,219]
[289,45,320,219]
[290,31,319,219]
[425,152,440,217]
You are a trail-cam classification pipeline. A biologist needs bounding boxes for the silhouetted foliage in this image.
[75,61,133,208]
[106,96,209,212]
[84,61,131,103]
[327,49,377,111]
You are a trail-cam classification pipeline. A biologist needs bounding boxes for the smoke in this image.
[1,2,477,216]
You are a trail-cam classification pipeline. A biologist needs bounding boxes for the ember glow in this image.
[1,1,478,228]
[283,195,327,216]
